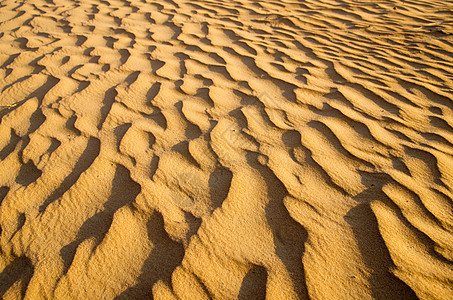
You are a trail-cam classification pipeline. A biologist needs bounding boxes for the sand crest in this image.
[0,0,452,299]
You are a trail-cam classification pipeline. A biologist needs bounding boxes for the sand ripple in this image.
[0,0,452,299]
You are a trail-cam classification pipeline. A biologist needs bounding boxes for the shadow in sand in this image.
[208,165,233,210]
[60,164,140,274]
[115,211,185,299]
[39,137,100,213]
[346,172,418,299]
[238,264,267,300]
[15,160,42,186]
[0,186,9,205]
[245,152,309,299]
[0,256,34,298]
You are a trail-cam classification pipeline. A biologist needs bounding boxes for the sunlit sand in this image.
[0,0,452,299]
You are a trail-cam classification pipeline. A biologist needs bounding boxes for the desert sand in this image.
[0,0,452,299]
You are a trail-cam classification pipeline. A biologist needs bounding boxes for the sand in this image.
[0,0,452,299]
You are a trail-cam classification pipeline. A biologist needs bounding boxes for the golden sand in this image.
[0,0,452,299]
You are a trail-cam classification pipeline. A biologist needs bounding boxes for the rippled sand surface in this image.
[0,0,452,299]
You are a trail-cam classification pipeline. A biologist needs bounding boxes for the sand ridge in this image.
[0,0,452,299]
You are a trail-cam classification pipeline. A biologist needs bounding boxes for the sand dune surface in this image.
[0,0,452,299]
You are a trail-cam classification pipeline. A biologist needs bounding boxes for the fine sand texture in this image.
[0,0,452,299]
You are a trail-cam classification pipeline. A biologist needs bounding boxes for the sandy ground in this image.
[0,0,452,299]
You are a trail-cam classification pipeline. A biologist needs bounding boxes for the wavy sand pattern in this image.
[0,0,452,299]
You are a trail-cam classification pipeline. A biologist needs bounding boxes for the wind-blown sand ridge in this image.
[0,0,452,299]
